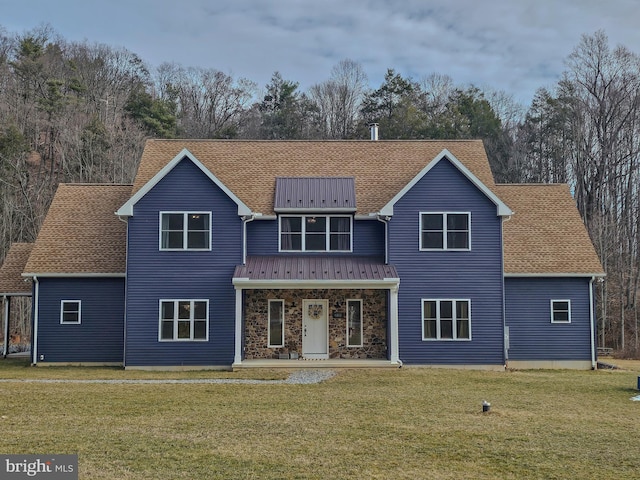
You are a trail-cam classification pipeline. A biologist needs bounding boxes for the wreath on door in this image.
[308,304,323,319]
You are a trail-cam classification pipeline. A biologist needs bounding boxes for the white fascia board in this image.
[504,272,606,278]
[379,149,513,217]
[233,278,400,290]
[0,291,32,297]
[116,148,252,217]
[22,273,126,278]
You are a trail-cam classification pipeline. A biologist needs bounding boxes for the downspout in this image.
[118,214,129,368]
[375,214,391,265]
[376,213,400,365]
[589,276,597,370]
[241,214,258,265]
[501,215,512,367]
[32,276,39,365]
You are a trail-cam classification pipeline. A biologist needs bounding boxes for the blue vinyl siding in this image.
[389,159,505,365]
[505,277,592,361]
[247,218,385,257]
[125,158,242,366]
[36,277,124,363]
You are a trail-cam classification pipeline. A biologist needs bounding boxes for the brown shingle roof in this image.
[25,141,603,277]
[23,184,131,275]
[496,184,604,275]
[133,140,496,216]
[0,243,33,295]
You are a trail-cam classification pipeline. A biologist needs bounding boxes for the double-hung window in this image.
[60,300,81,324]
[422,299,471,340]
[280,215,351,252]
[551,300,571,323]
[420,212,470,250]
[160,212,211,250]
[159,300,209,341]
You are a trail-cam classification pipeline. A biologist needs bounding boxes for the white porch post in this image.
[389,284,400,364]
[234,286,243,366]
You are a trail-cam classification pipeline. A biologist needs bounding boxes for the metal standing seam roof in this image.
[274,177,356,211]
[0,243,33,295]
[234,256,399,281]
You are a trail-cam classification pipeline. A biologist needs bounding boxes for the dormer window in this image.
[280,215,352,252]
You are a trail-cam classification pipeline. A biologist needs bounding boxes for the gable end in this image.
[379,149,512,217]
[116,148,252,217]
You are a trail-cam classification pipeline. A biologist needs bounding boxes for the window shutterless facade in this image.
[420,212,470,250]
[60,300,81,324]
[160,212,211,250]
[279,215,352,252]
[551,300,571,323]
[346,299,363,347]
[159,300,209,341]
[422,299,471,340]
[268,299,285,348]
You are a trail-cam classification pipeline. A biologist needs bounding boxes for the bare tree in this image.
[309,59,368,139]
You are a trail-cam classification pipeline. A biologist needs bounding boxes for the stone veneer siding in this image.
[244,289,388,360]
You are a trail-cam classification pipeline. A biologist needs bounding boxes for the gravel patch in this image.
[0,369,336,385]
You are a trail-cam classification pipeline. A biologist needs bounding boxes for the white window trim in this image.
[158,299,209,342]
[60,300,81,324]
[421,298,472,341]
[267,299,285,348]
[419,212,471,251]
[550,299,572,324]
[279,215,353,252]
[159,211,212,251]
[346,299,363,347]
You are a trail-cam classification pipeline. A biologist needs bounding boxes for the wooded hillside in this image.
[1,25,638,354]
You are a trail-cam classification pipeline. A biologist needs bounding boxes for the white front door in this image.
[302,299,329,359]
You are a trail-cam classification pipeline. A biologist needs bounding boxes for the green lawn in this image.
[0,360,639,479]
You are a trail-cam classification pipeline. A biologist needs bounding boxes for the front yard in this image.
[0,359,638,479]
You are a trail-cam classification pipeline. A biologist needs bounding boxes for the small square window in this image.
[60,300,81,324]
[551,300,571,323]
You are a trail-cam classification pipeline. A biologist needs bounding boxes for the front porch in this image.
[233,255,401,367]
[242,288,390,361]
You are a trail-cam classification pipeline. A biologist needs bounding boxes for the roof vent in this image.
[370,123,379,141]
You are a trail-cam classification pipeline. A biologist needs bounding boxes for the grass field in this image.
[0,359,639,479]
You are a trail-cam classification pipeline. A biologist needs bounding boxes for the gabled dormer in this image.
[274,177,356,253]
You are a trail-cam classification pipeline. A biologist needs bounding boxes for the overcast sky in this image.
[2,0,639,105]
